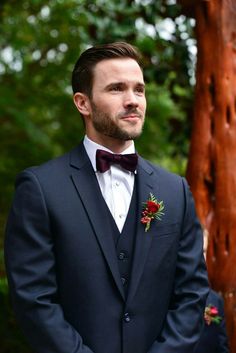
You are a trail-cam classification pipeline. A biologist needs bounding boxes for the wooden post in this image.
[182,0,236,350]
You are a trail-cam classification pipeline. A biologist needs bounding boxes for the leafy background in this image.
[0,0,195,351]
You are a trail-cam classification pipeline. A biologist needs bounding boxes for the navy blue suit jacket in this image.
[4,143,209,353]
[194,289,229,353]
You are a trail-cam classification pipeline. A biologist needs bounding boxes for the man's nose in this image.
[123,90,139,108]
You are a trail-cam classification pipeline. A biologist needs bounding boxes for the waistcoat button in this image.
[124,312,131,322]
[121,277,127,285]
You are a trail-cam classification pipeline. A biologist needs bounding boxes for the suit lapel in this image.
[127,157,158,304]
[69,143,125,301]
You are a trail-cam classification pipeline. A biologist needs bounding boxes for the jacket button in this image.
[124,312,131,323]
[118,252,126,260]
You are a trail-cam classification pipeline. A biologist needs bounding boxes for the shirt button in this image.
[118,252,126,260]
[115,181,120,187]
[124,312,131,323]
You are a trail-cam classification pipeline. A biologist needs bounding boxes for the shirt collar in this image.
[83,135,136,172]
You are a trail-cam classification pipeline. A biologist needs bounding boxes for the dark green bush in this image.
[0,278,33,353]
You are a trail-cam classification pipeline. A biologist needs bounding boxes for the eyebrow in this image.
[105,82,145,89]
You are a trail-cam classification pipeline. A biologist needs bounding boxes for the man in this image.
[194,289,229,353]
[5,42,209,353]
[194,230,229,353]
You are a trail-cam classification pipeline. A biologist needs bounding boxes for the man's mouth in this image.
[120,110,143,121]
[122,114,140,119]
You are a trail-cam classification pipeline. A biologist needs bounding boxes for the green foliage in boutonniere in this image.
[141,193,165,232]
[204,304,222,325]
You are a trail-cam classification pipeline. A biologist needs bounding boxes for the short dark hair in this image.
[71,42,142,97]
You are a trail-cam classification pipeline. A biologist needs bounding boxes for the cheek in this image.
[141,97,147,112]
[93,97,119,114]
[104,102,123,118]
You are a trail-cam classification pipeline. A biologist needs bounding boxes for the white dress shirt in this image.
[83,136,136,232]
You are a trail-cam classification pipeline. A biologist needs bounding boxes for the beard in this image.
[90,101,145,141]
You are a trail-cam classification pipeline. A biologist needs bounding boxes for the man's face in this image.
[86,58,146,149]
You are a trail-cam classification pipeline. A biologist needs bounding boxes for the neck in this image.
[86,134,133,153]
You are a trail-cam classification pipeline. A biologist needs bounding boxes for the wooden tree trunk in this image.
[185,1,236,350]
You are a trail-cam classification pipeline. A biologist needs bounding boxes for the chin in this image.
[123,130,143,140]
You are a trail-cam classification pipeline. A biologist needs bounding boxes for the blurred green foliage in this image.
[0,278,33,353]
[0,0,195,351]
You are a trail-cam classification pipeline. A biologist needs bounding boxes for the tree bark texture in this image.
[186,1,236,350]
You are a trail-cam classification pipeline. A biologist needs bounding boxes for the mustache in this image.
[118,109,143,118]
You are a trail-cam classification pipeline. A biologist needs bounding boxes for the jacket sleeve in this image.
[4,170,94,353]
[148,178,209,353]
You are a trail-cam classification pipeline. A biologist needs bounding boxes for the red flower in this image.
[210,306,218,316]
[141,193,165,232]
[147,201,160,213]
[204,304,222,325]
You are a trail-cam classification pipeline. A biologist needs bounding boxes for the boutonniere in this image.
[141,193,165,232]
[204,304,222,325]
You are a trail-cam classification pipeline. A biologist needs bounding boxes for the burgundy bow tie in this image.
[96,149,138,173]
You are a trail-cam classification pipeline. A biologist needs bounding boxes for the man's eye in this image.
[110,86,122,91]
[135,87,145,94]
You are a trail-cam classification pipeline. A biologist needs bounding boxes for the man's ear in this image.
[73,92,91,116]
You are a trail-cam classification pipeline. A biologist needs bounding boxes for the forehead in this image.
[93,58,144,86]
